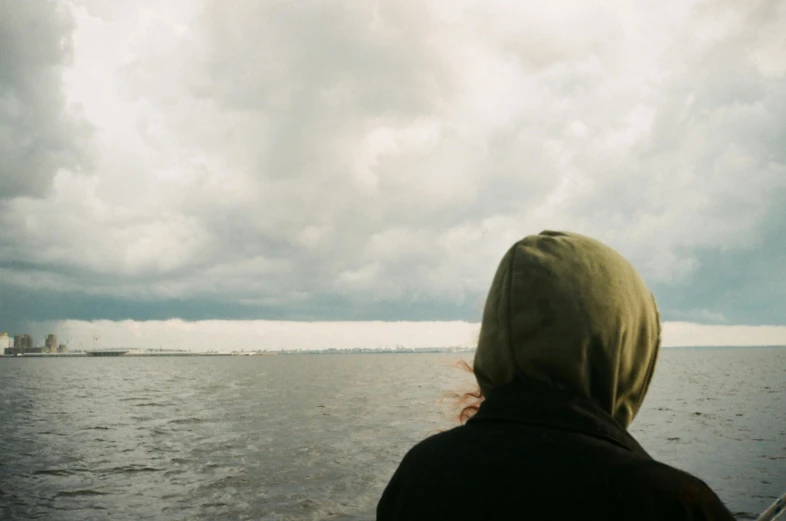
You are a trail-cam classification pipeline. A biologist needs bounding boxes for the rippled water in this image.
[0,348,784,520]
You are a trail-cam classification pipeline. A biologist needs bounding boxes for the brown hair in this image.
[451,359,485,424]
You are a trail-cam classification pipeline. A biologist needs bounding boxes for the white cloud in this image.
[662,322,786,347]
[27,319,786,352]
[41,319,482,352]
[1,0,784,326]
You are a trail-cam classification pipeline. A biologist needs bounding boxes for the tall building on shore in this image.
[6,334,33,355]
[0,333,9,350]
[14,335,32,350]
[45,334,58,354]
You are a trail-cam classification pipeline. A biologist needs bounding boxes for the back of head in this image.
[473,230,661,428]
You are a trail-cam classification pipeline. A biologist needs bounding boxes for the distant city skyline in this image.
[3,331,69,355]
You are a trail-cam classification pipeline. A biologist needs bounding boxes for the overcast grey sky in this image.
[1,0,785,345]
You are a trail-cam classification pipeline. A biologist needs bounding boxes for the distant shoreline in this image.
[1,345,785,359]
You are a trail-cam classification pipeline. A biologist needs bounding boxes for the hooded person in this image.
[377,230,736,520]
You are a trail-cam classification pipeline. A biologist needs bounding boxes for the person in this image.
[377,230,736,520]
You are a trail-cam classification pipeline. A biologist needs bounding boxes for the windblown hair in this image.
[453,359,485,424]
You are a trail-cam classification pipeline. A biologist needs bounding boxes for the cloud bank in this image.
[27,319,786,353]
[1,0,784,333]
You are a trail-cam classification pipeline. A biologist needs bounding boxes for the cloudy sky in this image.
[1,0,785,350]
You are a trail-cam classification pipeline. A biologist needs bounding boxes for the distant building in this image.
[6,334,33,355]
[45,334,58,354]
[1,332,12,355]
[15,334,33,350]
[57,344,68,354]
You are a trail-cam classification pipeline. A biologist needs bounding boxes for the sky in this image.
[1,0,785,350]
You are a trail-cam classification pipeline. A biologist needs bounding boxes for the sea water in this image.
[0,348,783,520]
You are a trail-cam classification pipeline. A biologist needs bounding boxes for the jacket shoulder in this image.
[613,459,737,520]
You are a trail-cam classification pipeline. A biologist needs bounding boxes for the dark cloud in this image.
[0,0,784,331]
[652,187,786,325]
[0,0,91,199]
[0,280,481,335]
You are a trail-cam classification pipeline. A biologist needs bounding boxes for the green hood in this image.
[473,230,661,428]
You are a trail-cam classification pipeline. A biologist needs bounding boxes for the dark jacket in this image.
[377,379,736,520]
[379,232,737,520]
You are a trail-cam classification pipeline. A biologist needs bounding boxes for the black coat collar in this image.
[467,378,650,458]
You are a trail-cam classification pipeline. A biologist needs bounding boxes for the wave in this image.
[168,417,203,425]
[55,489,107,498]
[101,465,163,474]
[32,469,74,477]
